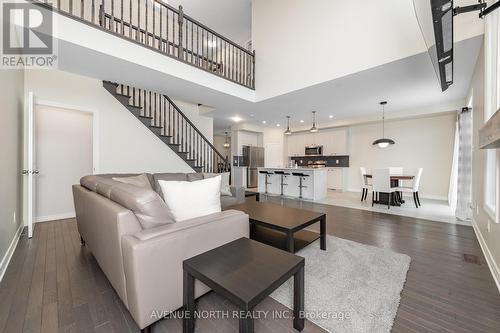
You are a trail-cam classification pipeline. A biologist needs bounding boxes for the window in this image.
[485,150,497,218]
[484,3,499,222]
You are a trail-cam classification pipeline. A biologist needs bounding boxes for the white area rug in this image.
[270,236,411,333]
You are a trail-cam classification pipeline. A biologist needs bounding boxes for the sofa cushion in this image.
[203,172,231,196]
[109,182,175,229]
[220,195,241,209]
[113,173,153,190]
[186,173,204,182]
[158,176,222,222]
[81,175,174,229]
[153,173,188,197]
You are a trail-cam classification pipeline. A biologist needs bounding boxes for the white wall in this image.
[348,114,456,199]
[469,43,500,290]
[24,69,212,174]
[213,134,231,159]
[35,106,93,221]
[0,69,24,280]
[251,0,483,100]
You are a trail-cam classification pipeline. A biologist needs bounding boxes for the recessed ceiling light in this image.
[329,115,334,119]
[231,116,242,123]
[300,120,304,123]
[249,113,255,118]
[262,120,267,124]
[276,124,281,127]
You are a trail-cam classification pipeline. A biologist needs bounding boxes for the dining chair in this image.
[388,167,403,203]
[359,167,371,201]
[396,168,423,208]
[372,168,397,209]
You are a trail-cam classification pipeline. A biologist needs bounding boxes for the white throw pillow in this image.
[203,172,232,196]
[158,176,222,221]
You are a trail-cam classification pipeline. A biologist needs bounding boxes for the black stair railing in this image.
[33,0,255,89]
[114,83,230,173]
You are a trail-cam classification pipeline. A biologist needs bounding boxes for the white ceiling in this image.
[210,35,482,132]
[167,0,252,46]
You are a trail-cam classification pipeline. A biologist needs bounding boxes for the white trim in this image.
[471,218,500,292]
[0,224,24,282]
[35,99,100,174]
[35,212,75,223]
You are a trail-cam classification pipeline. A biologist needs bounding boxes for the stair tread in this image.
[138,115,153,119]
[159,135,172,137]
[115,92,131,98]
[127,104,142,109]
[149,125,163,129]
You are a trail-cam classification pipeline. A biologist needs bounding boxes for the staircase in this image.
[103,81,229,173]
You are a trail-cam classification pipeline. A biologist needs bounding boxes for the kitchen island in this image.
[257,167,327,201]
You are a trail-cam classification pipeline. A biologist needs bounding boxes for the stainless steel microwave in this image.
[305,145,323,156]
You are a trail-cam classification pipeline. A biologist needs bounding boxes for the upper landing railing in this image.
[34,0,255,89]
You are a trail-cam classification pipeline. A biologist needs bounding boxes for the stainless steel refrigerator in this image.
[242,145,264,188]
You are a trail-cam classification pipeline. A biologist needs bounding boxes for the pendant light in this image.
[223,131,230,148]
[372,101,395,148]
[310,111,319,133]
[284,116,292,135]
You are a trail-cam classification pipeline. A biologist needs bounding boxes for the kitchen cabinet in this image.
[327,168,343,190]
[287,128,348,157]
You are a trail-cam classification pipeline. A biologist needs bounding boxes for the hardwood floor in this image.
[1,196,499,332]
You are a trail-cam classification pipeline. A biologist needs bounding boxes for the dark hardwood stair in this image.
[103,81,229,174]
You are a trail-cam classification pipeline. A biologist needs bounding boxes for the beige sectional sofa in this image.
[72,173,249,331]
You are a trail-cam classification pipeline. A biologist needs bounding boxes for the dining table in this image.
[364,174,415,206]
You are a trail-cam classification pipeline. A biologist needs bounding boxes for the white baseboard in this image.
[471,218,500,293]
[35,212,75,223]
[0,223,24,282]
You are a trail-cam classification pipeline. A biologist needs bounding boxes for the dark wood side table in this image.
[183,238,305,333]
[229,201,326,253]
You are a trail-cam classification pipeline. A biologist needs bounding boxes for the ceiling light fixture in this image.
[372,101,395,148]
[300,120,304,123]
[284,116,292,135]
[262,120,267,124]
[329,115,334,119]
[310,111,319,133]
[231,116,242,123]
[276,124,281,127]
[223,131,230,148]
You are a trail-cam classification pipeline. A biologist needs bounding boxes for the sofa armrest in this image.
[230,186,246,203]
[121,210,249,329]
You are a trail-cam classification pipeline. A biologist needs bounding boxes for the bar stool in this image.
[292,173,309,199]
[259,170,273,195]
[273,171,290,196]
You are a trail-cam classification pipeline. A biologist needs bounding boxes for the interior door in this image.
[25,92,37,238]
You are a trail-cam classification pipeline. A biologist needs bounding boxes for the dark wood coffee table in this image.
[230,201,326,253]
[183,238,305,333]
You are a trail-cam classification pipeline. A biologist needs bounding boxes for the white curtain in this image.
[455,108,473,221]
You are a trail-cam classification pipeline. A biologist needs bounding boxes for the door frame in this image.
[23,98,99,233]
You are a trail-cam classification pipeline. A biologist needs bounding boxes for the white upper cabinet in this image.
[286,127,348,156]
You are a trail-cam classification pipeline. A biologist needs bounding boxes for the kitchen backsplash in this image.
[290,155,349,167]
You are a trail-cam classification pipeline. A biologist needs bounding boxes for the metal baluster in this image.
[136,0,140,41]
[159,5,162,51]
[145,0,148,46]
[152,0,155,48]
[252,50,256,88]
[166,8,169,54]
[120,0,124,35]
[178,5,184,59]
[129,0,132,38]
[190,21,193,63]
